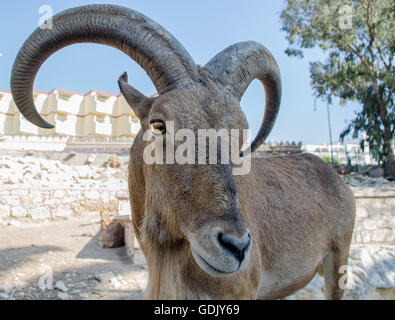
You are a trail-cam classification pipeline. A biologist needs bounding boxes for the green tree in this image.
[280,0,394,177]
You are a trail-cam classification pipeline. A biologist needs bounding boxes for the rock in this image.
[99,219,125,248]
[53,190,66,199]
[110,277,122,289]
[54,281,68,292]
[134,250,147,267]
[361,231,371,243]
[363,219,377,231]
[0,283,12,293]
[57,292,71,300]
[94,272,114,283]
[79,292,89,299]
[0,205,10,219]
[371,229,394,243]
[368,167,383,178]
[84,190,100,200]
[10,206,27,218]
[74,165,93,179]
[5,174,20,184]
[357,207,368,218]
[75,282,87,288]
[0,293,9,300]
[135,278,148,291]
[86,154,96,165]
[106,156,121,169]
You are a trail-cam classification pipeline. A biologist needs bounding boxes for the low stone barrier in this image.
[352,192,394,244]
[0,156,393,248]
[0,187,131,221]
[0,155,130,224]
[344,175,395,245]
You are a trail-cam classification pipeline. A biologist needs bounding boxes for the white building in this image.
[303,143,377,165]
[0,88,141,138]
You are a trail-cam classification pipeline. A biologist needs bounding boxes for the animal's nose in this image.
[217,232,251,263]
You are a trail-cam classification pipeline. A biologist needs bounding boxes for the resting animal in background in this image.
[11,5,355,299]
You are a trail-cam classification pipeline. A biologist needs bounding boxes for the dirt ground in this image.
[1,216,394,300]
[0,216,147,300]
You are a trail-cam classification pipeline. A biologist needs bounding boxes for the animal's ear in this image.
[118,72,151,120]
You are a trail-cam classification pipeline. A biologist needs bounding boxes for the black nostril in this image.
[218,232,251,263]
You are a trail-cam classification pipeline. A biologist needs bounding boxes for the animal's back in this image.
[237,152,355,299]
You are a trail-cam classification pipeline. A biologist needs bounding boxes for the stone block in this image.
[117,199,131,216]
[124,221,135,260]
[30,206,51,220]
[367,207,384,216]
[0,205,10,219]
[376,219,388,229]
[357,206,368,218]
[53,190,66,199]
[11,205,27,218]
[371,229,394,243]
[19,196,33,205]
[361,231,371,243]
[84,190,100,200]
[352,231,362,243]
[363,219,377,230]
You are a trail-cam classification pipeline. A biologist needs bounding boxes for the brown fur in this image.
[126,73,356,300]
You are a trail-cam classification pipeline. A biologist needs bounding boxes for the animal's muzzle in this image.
[217,232,251,264]
[189,222,252,276]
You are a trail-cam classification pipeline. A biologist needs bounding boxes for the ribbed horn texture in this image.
[11,4,199,128]
[204,41,282,155]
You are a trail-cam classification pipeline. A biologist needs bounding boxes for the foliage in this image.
[321,156,342,165]
[280,0,394,171]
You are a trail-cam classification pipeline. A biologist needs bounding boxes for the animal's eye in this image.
[150,120,166,134]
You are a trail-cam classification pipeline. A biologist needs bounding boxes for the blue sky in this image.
[0,0,361,145]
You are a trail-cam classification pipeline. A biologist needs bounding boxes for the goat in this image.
[11,5,355,299]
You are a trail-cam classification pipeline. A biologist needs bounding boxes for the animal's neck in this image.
[144,243,196,299]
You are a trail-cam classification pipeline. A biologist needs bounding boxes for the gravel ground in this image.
[0,216,146,300]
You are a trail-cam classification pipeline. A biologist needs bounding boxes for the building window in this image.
[97,95,109,103]
[58,93,71,101]
[56,112,68,122]
[95,114,105,123]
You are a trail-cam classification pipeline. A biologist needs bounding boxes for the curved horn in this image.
[11,4,199,128]
[204,41,281,154]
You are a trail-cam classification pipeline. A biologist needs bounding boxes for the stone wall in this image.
[0,187,131,222]
[0,155,131,225]
[352,195,394,244]
[0,155,394,248]
[343,175,395,245]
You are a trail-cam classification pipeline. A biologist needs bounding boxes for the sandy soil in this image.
[0,216,147,300]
